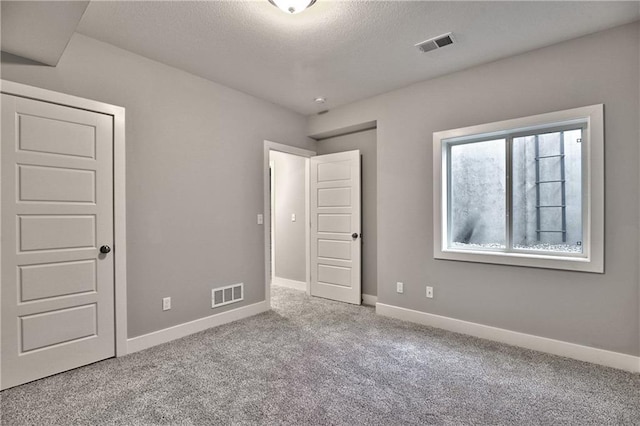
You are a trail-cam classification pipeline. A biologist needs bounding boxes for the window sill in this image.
[434,248,603,273]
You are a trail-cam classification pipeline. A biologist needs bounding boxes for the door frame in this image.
[263,141,315,308]
[269,159,276,282]
[0,80,128,363]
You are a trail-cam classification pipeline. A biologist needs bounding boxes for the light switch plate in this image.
[257,214,264,225]
[162,297,171,311]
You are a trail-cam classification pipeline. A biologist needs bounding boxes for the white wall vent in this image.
[211,283,243,308]
[415,32,454,53]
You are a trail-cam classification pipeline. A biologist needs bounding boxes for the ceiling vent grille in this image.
[415,32,454,53]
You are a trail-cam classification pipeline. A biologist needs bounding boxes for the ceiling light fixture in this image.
[268,0,317,14]
[314,97,326,104]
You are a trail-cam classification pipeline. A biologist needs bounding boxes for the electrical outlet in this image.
[291,213,296,222]
[426,286,434,299]
[162,297,171,311]
[396,282,404,294]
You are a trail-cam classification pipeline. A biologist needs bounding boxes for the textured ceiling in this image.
[75,1,640,115]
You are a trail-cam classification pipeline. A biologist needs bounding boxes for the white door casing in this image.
[1,93,116,389]
[310,150,361,304]
[270,160,276,280]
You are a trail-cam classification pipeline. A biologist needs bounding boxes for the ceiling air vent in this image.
[415,32,454,53]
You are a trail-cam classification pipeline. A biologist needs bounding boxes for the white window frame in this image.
[433,104,604,273]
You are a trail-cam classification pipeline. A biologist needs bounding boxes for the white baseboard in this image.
[127,300,269,354]
[272,276,307,291]
[362,294,377,306]
[376,303,640,373]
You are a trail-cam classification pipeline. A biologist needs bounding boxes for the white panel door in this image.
[310,150,361,304]
[1,94,115,390]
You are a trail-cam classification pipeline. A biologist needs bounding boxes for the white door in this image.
[1,94,115,390]
[310,150,361,304]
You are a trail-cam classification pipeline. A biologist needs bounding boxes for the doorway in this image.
[270,150,309,292]
[263,141,315,306]
[263,140,364,306]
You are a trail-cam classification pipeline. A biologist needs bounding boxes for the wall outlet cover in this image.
[426,286,434,298]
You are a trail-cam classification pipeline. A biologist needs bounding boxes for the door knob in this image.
[100,245,111,254]
[352,233,359,239]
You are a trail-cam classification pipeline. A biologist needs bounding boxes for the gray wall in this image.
[270,151,306,283]
[1,33,314,338]
[309,22,640,356]
[316,129,378,297]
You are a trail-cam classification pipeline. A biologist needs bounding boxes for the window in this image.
[433,105,603,272]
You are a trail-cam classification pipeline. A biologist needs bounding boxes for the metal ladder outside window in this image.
[534,133,567,243]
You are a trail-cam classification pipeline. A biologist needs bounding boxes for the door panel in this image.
[18,215,96,251]
[1,94,115,390]
[317,160,351,181]
[18,113,96,158]
[318,264,351,287]
[318,239,351,260]
[19,165,96,202]
[21,304,97,352]
[317,214,351,233]
[318,187,351,207]
[310,150,361,304]
[20,260,97,302]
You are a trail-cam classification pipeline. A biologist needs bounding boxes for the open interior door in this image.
[310,150,361,304]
